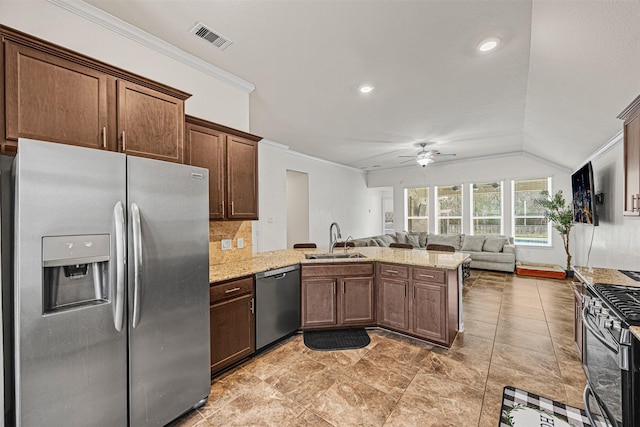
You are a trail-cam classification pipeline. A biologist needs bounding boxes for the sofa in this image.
[351,232,516,273]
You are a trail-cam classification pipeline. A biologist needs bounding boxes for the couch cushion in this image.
[379,234,396,246]
[395,232,409,244]
[367,239,380,247]
[462,235,486,252]
[427,234,462,250]
[406,234,420,248]
[465,251,515,263]
[483,236,510,253]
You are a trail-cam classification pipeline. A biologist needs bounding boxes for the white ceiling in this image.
[83,0,640,171]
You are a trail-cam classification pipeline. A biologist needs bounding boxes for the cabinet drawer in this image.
[412,267,446,284]
[378,263,409,279]
[301,263,374,278]
[210,276,253,303]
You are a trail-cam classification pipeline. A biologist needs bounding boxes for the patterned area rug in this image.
[303,328,370,351]
[500,386,604,427]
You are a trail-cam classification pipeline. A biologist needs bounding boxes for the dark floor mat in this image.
[303,328,370,351]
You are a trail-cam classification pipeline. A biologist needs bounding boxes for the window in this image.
[435,185,462,234]
[512,178,552,245]
[405,187,428,232]
[471,182,503,235]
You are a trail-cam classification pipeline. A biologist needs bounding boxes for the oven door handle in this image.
[583,383,617,427]
[582,306,618,354]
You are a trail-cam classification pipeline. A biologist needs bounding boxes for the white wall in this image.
[367,154,572,266]
[572,141,640,270]
[256,142,383,251]
[0,0,249,130]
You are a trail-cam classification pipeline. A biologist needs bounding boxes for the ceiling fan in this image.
[399,142,456,167]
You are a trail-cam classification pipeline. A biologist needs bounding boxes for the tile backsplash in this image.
[209,221,252,265]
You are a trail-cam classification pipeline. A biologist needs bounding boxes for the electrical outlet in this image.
[221,239,232,250]
[237,237,244,249]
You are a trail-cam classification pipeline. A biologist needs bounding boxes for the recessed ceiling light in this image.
[359,84,374,94]
[477,37,500,52]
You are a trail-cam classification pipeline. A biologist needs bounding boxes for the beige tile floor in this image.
[172,270,585,426]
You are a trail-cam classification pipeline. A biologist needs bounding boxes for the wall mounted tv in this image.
[571,161,598,225]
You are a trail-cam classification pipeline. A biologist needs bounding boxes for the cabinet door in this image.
[301,278,337,328]
[210,293,255,374]
[377,278,409,331]
[574,288,584,360]
[226,135,258,219]
[117,80,184,163]
[623,111,640,215]
[340,277,375,326]
[185,122,226,219]
[412,282,447,343]
[4,40,109,150]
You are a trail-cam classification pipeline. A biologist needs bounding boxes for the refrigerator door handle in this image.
[131,202,143,328]
[114,201,126,332]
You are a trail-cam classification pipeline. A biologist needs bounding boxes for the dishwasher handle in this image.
[255,264,300,279]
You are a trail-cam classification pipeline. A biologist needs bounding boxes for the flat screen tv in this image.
[571,161,598,225]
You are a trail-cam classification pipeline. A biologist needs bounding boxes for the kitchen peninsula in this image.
[209,246,469,369]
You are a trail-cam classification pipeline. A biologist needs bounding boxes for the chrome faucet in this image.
[343,236,353,254]
[329,222,341,253]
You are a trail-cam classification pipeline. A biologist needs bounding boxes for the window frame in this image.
[434,184,463,235]
[511,177,552,246]
[470,181,504,236]
[404,187,429,233]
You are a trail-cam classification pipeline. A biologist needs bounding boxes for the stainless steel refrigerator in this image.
[9,139,210,426]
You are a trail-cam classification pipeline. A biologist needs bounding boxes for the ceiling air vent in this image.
[190,22,232,51]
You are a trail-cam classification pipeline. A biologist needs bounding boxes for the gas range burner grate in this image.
[619,270,640,281]
[594,284,640,323]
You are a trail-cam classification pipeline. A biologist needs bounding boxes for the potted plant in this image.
[534,190,574,277]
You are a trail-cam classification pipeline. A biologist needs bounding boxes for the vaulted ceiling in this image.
[84,0,640,171]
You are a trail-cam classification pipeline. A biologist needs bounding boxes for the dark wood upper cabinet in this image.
[619,96,640,216]
[185,115,261,220]
[227,135,258,219]
[117,81,184,163]
[185,120,225,219]
[4,40,109,151]
[1,25,190,160]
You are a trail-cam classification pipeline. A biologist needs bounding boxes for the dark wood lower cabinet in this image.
[412,281,447,342]
[210,276,255,374]
[301,263,375,330]
[574,283,584,360]
[377,277,409,331]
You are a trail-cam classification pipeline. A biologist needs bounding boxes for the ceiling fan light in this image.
[359,84,374,94]
[416,155,433,166]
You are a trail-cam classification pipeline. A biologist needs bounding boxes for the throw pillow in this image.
[428,234,462,250]
[374,237,387,247]
[396,232,409,244]
[406,234,420,248]
[483,236,509,252]
[417,232,428,248]
[367,239,379,247]
[462,235,486,252]
[380,234,396,246]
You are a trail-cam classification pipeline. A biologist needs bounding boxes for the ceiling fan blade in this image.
[400,158,416,164]
[398,155,417,158]
[434,153,456,157]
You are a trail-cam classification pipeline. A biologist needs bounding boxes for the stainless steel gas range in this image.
[582,282,640,427]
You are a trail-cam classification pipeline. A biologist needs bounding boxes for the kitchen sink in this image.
[305,253,367,259]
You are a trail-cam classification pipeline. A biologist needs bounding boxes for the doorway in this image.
[286,170,309,248]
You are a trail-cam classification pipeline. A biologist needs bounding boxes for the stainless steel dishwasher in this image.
[255,264,301,350]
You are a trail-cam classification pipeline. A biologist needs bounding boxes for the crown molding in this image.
[47,0,255,93]
[260,139,365,174]
[581,130,623,169]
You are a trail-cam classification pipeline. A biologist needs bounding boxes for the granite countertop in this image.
[209,246,470,283]
[573,266,639,288]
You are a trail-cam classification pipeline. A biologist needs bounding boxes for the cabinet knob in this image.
[122,131,126,152]
[102,127,107,149]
